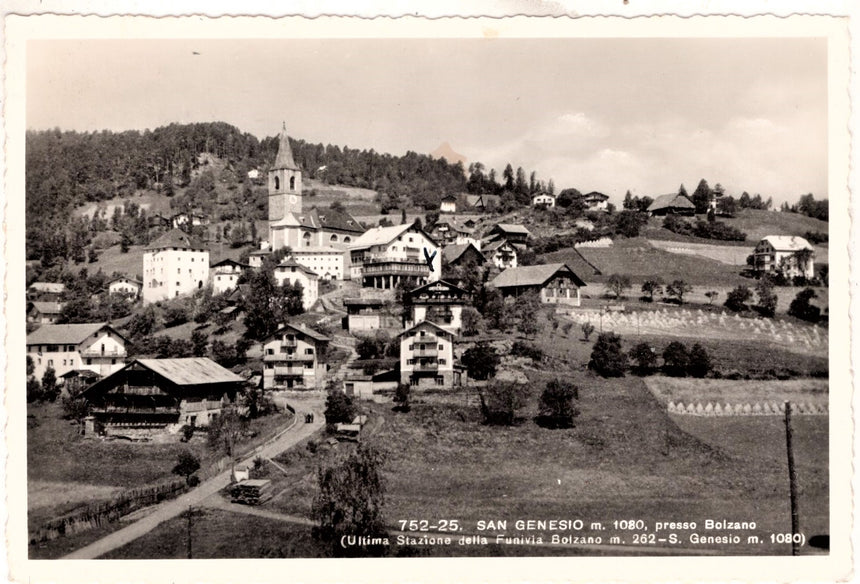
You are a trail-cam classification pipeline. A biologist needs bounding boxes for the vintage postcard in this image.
[3,10,853,584]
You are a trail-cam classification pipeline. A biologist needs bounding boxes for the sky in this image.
[27,38,827,206]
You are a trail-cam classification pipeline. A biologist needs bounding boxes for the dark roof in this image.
[274,127,300,170]
[59,369,101,379]
[442,243,485,264]
[137,358,243,385]
[398,319,456,338]
[211,258,251,269]
[582,191,610,201]
[265,323,330,343]
[482,239,515,253]
[272,207,365,234]
[26,323,124,346]
[342,298,387,307]
[276,258,319,277]
[647,193,696,212]
[492,223,532,236]
[406,279,471,301]
[108,276,142,286]
[146,228,207,251]
[441,195,457,202]
[491,263,586,289]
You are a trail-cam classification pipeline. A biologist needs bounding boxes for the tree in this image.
[615,210,647,238]
[605,274,632,300]
[641,279,663,302]
[324,390,356,426]
[691,178,711,214]
[461,342,499,380]
[788,288,821,323]
[688,343,712,378]
[724,285,752,312]
[41,366,59,402]
[537,379,580,429]
[513,291,542,335]
[172,450,201,485]
[191,330,208,357]
[478,380,530,426]
[662,342,689,377]
[312,443,388,557]
[393,383,411,413]
[27,377,43,403]
[629,342,657,374]
[704,290,719,305]
[755,278,778,318]
[666,280,692,304]
[207,406,246,480]
[581,322,595,341]
[460,306,482,337]
[589,333,626,377]
[623,190,635,210]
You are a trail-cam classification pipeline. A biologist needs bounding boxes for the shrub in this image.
[393,383,411,413]
[605,274,632,300]
[461,342,499,380]
[788,288,821,323]
[589,332,626,377]
[666,280,692,304]
[537,379,580,429]
[688,343,712,378]
[755,279,778,318]
[629,342,657,374]
[581,322,595,341]
[460,306,483,337]
[477,380,531,426]
[180,424,195,442]
[662,342,690,377]
[510,341,544,363]
[724,285,752,312]
[172,450,201,485]
[641,279,663,302]
[324,390,356,426]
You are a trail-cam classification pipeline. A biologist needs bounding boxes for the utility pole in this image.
[186,505,193,559]
[784,401,800,556]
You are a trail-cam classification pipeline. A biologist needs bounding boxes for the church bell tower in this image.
[268,123,303,222]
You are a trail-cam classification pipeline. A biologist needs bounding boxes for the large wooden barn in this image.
[82,358,244,434]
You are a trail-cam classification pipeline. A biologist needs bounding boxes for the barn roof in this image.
[26,323,120,345]
[29,282,66,294]
[442,242,485,264]
[491,263,586,289]
[28,301,64,315]
[146,228,207,251]
[647,193,696,212]
[760,235,814,252]
[135,358,243,385]
[211,258,251,269]
[493,223,532,236]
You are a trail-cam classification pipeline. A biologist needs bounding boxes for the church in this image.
[267,126,365,253]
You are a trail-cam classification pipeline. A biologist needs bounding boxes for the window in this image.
[267,348,274,355]
[290,176,296,190]
[274,176,280,190]
[410,377,418,386]
[48,359,53,367]
[304,362,313,369]
[63,359,67,366]
[407,359,414,365]
[87,358,92,365]
[438,344,444,350]
[112,359,116,365]
[305,348,314,355]
[439,359,446,365]
[435,376,444,386]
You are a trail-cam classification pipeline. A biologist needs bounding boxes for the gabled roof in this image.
[265,322,330,343]
[406,279,471,301]
[29,282,65,294]
[442,242,485,264]
[59,369,101,379]
[270,207,364,234]
[136,358,243,385]
[348,224,437,250]
[249,249,272,256]
[146,228,207,251]
[759,235,814,252]
[291,246,344,254]
[108,276,142,286]
[647,193,696,212]
[441,194,457,202]
[532,192,555,199]
[492,223,532,236]
[211,258,251,269]
[491,263,587,289]
[398,319,455,338]
[274,127,300,170]
[582,191,609,201]
[28,301,64,315]
[465,194,501,208]
[26,323,124,346]
[276,258,319,278]
[483,238,517,253]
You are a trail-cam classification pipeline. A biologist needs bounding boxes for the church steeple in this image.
[274,123,300,170]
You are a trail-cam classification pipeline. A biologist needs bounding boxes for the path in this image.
[62,399,325,560]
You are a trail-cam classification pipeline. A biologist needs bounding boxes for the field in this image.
[643,377,829,407]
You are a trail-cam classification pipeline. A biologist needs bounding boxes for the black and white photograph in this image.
[3,10,853,584]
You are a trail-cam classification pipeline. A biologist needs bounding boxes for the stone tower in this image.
[268,123,303,222]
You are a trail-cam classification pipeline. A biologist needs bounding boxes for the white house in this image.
[290,246,348,280]
[403,280,471,334]
[248,249,271,269]
[261,323,329,390]
[482,239,518,270]
[752,236,815,280]
[273,258,320,310]
[348,223,441,289]
[26,322,128,381]
[580,191,610,211]
[399,320,463,389]
[491,263,587,306]
[142,228,210,304]
[440,195,457,214]
[210,259,249,295]
[27,301,64,324]
[108,277,142,298]
[532,192,556,208]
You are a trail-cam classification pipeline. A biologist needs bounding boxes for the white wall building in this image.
[532,192,556,208]
[752,236,815,280]
[274,258,320,310]
[108,277,142,298]
[210,259,249,295]
[143,228,210,304]
[348,224,441,289]
[399,320,462,388]
[26,323,128,381]
[290,246,348,280]
[261,323,329,390]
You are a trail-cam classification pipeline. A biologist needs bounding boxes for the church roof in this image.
[274,126,300,171]
[270,207,365,234]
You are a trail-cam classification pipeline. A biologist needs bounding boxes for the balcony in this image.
[412,361,439,371]
[264,353,314,363]
[361,260,430,278]
[91,405,179,415]
[281,338,298,348]
[79,349,126,358]
[273,367,306,378]
[413,347,438,357]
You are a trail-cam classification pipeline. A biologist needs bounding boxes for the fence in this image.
[667,401,828,416]
[30,478,188,545]
[574,237,613,249]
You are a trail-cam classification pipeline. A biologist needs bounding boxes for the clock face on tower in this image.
[289,195,298,204]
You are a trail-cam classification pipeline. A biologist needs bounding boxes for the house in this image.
[261,323,330,390]
[442,242,486,269]
[171,211,208,229]
[26,322,128,381]
[440,195,458,214]
[27,301,64,324]
[429,217,480,248]
[247,168,262,181]
[342,298,400,332]
[348,223,441,289]
[490,263,586,306]
[58,369,101,396]
[482,239,518,270]
[403,280,471,333]
[465,193,501,212]
[81,358,243,433]
[248,249,271,269]
[273,258,320,310]
[342,369,399,399]
[580,191,610,211]
[485,224,532,248]
[210,259,250,295]
[290,246,348,280]
[647,193,696,216]
[108,277,142,298]
[532,192,556,208]
[399,320,464,388]
[752,236,815,280]
[142,228,210,304]
[267,125,365,251]
[28,282,66,301]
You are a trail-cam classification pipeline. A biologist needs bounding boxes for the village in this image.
[25,124,830,559]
